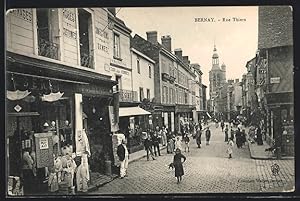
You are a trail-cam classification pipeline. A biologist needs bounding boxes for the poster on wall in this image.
[34,133,54,168]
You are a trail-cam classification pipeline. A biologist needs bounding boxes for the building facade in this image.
[208,45,227,119]
[248,6,294,157]
[6,8,119,194]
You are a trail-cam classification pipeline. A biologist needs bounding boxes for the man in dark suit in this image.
[117,138,129,178]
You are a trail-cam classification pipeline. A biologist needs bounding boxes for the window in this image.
[78,9,93,68]
[36,9,59,60]
[137,59,140,74]
[116,75,122,92]
[113,33,121,58]
[148,65,151,78]
[165,87,169,104]
[147,89,150,99]
[139,87,144,101]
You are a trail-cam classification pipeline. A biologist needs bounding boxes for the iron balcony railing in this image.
[80,50,94,68]
[38,38,59,60]
[119,89,138,102]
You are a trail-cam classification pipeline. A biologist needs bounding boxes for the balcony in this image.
[80,50,94,69]
[119,89,138,102]
[38,38,59,60]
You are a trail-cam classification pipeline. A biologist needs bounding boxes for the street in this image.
[90,124,294,194]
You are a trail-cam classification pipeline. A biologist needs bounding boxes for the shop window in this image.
[113,33,121,59]
[139,87,144,101]
[36,9,59,60]
[78,9,94,68]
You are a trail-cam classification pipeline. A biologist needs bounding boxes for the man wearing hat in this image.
[117,138,129,178]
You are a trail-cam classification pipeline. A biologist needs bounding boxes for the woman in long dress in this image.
[173,148,186,184]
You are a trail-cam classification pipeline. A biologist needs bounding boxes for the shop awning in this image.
[119,107,151,117]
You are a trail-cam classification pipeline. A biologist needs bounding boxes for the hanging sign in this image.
[14,104,22,112]
[270,77,281,84]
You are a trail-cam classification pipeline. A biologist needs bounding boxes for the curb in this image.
[248,141,294,160]
[88,146,167,192]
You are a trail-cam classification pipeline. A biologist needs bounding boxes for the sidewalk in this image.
[87,144,167,192]
[244,127,294,160]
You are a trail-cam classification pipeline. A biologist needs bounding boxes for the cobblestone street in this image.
[90,124,294,194]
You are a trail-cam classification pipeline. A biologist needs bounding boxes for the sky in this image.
[117,6,258,97]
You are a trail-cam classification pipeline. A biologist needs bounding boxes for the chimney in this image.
[107,7,116,16]
[146,31,158,44]
[235,79,239,83]
[183,56,189,64]
[174,48,182,59]
[161,35,171,52]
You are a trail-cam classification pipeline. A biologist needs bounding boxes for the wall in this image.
[268,46,293,93]
[6,8,112,77]
[107,19,132,91]
[258,6,293,49]
[160,53,175,104]
[131,49,155,101]
[6,9,35,55]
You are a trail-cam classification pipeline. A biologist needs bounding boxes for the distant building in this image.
[208,44,227,119]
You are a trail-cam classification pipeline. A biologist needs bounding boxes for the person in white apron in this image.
[117,138,129,178]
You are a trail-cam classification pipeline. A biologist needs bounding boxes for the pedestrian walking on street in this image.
[161,126,168,146]
[172,148,186,184]
[117,138,129,178]
[174,136,182,151]
[221,120,225,132]
[183,134,190,152]
[167,132,175,154]
[224,124,229,142]
[235,128,242,148]
[227,137,234,159]
[152,129,161,156]
[195,124,202,148]
[230,127,235,141]
[143,132,156,161]
[205,127,211,145]
[241,129,246,147]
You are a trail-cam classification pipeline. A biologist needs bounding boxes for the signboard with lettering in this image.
[34,133,54,168]
[10,9,32,22]
[270,77,281,84]
[39,138,49,150]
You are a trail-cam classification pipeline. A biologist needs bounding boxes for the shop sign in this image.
[10,9,32,22]
[270,77,281,84]
[39,138,49,150]
[109,66,129,75]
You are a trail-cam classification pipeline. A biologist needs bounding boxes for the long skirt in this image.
[174,163,184,177]
[167,141,174,153]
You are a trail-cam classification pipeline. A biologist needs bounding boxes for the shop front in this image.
[175,104,194,135]
[6,52,116,195]
[162,105,175,133]
[118,107,151,153]
[265,92,294,157]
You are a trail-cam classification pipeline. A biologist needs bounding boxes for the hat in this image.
[43,122,49,127]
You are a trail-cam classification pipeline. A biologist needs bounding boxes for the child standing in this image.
[174,136,182,151]
[173,148,186,184]
[183,134,190,152]
[227,137,234,159]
